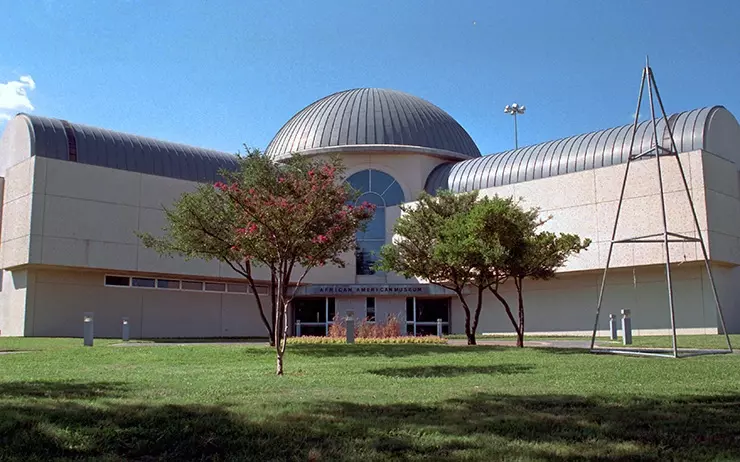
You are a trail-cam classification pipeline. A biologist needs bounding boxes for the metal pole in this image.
[514,112,519,149]
[646,63,679,358]
[437,318,443,338]
[590,68,647,350]
[296,320,301,337]
[621,309,633,345]
[609,314,618,340]
[649,70,734,353]
[346,310,355,344]
[412,297,417,336]
[83,312,94,347]
[122,317,130,342]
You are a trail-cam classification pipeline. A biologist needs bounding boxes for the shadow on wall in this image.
[1,382,740,460]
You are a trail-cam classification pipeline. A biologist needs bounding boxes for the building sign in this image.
[293,284,456,297]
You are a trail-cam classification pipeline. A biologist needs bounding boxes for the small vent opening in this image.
[60,120,78,162]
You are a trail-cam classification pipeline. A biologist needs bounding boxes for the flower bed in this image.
[288,336,447,344]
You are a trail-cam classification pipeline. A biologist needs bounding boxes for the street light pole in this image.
[504,103,526,149]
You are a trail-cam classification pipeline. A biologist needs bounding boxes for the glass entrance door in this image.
[406,297,451,335]
[292,297,336,336]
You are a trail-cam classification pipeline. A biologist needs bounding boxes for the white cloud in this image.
[0,75,36,122]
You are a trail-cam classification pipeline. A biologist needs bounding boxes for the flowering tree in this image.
[140,150,373,375]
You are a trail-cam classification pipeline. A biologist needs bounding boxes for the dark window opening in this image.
[157,279,180,289]
[182,281,203,291]
[132,277,155,288]
[105,275,130,286]
[61,120,78,162]
[366,297,376,322]
[228,283,248,293]
[205,282,226,292]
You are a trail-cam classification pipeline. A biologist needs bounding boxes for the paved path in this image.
[447,338,592,348]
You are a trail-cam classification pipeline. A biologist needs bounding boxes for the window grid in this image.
[347,169,405,275]
[103,275,267,295]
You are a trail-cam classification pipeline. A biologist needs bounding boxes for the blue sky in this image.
[2,0,740,155]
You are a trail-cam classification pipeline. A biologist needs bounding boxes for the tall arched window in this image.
[346,169,405,275]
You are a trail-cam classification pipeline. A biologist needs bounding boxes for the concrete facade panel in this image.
[702,153,739,198]
[705,189,740,238]
[516,169,596,210]
[140,291,222,338]
[42,195,140,244]
[43,157,141,207]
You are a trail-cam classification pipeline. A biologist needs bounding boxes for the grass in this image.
[1,338,740,461]
[453,333,740,349]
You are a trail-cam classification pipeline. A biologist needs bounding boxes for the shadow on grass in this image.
[0,381,129,399]
[2,392,740,460]
[289,343,509,358]
[370,364,534,378]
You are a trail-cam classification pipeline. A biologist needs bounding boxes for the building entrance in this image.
[406,297,451,335]
[292,297,335,336]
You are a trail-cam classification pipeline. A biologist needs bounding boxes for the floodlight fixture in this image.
[504,102,526,148]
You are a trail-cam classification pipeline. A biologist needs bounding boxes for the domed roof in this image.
[266,88,480,160]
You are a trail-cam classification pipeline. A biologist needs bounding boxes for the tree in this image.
[472,199,590,347]
[140,151,373,375]
[377,190,493,345]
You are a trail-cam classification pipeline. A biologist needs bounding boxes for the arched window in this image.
[346,169,405,275]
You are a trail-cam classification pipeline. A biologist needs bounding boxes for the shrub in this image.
[288,336,447,345]
[327,313,405,339]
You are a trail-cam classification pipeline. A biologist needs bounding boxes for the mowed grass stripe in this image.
[1,339,739,461]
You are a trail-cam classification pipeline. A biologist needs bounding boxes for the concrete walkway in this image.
[447,338,592,349]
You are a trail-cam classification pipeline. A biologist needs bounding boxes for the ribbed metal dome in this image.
[425,106,740,194]
[266,88,481,160]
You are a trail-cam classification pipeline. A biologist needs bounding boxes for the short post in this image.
[121,317,130,342]
[609,314,618,340]
[346,310,355,344]
[83,312,94,347]
[296,320,302,337]
[621,309,632,345]
[437,318,443,338]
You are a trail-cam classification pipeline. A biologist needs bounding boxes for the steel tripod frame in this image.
[589,59,733,358]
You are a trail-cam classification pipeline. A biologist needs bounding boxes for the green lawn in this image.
[2,338,740,461]
[453,333,740,350]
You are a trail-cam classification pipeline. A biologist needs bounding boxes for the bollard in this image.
[609,314,618,340]
[621,309,632,345]
[122,317,130,342]
[437,318,443,338]
[346,310,355,344]
[296,320,302,337]
[83,312,94,347]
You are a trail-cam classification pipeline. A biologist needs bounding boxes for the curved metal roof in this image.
[265,88,481,160]
[15,114,239,183]
[426,106,735,194]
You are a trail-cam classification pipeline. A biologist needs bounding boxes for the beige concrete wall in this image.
[473,151,714,273]
[453,263,723,336]
[0,269,35,336]
[25,268,270,338]
[0,156,272,282]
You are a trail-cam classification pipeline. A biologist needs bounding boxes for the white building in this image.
[2,88,740,338]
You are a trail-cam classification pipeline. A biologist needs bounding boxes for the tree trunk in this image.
[245,262,274,346]
[274,272,285,375]
[515,277,525,348]
[455,291,476,345]
[490,288,520,343]
[471,286,484,336]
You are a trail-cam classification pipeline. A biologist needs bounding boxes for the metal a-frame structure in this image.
[589,59,734,358]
